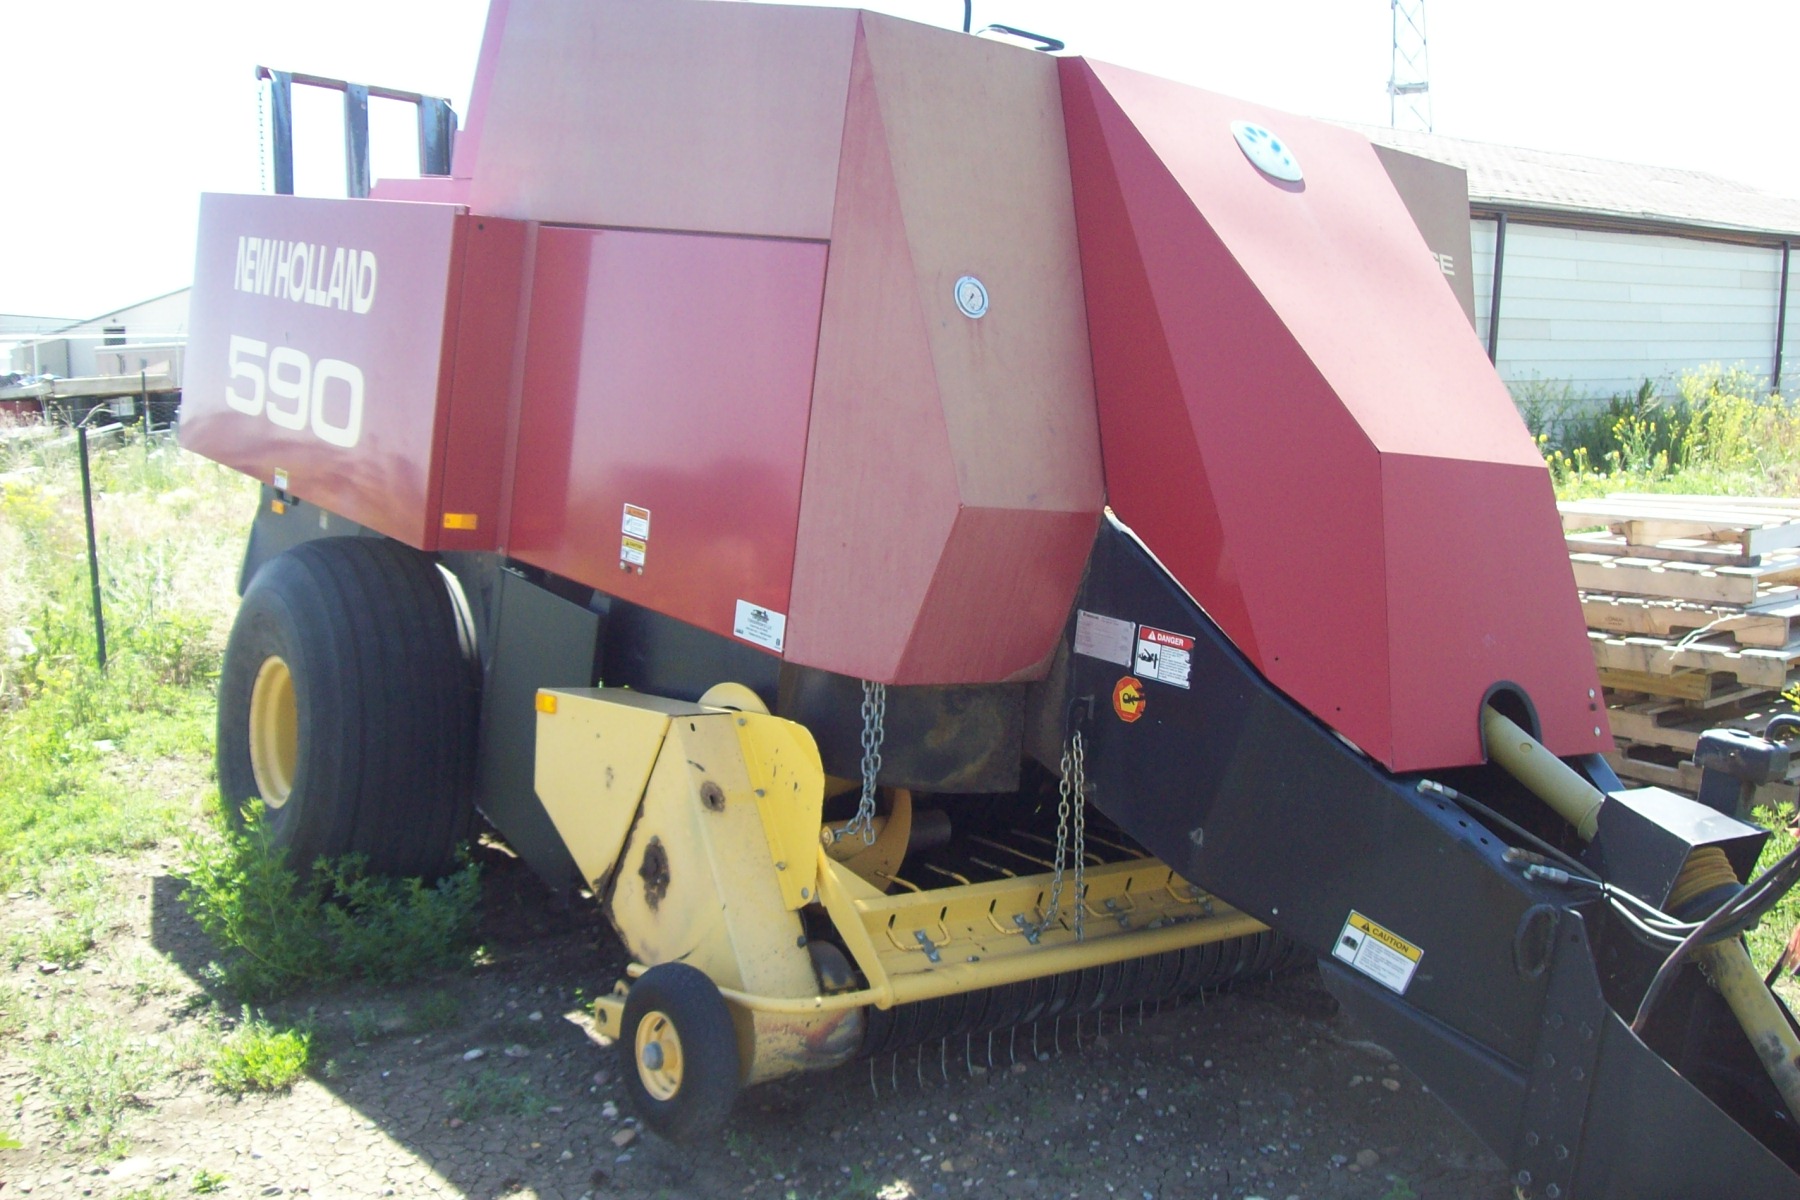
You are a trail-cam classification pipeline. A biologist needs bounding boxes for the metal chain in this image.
[257,78,269,194]
[1071,731,1087,943]
[1037,730,1088,940]
[837,680,886,845]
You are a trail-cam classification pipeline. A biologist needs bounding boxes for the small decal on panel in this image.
[1230,120,1302,182]
[1074,610,1135,667]
[621,503,650,540]
[620,536,647,568]
[1135,625,1194,689]
[1332,911,1422,995]
[1112,676,1146,723]
[733,600,787,653]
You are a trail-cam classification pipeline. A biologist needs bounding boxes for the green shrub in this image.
[180,804,483,1000]
[209,1008,312,1094]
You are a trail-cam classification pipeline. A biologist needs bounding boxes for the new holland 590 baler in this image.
[180,1,1800,1193]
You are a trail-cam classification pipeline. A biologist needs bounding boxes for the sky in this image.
[2,0,1796,322]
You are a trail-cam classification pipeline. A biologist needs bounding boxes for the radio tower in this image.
[1388,0,1433,132]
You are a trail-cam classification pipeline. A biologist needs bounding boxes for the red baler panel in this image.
[436,217,530,552]
[506,227,827,648]
[1062,59,1605,771]
[182,194,465,550]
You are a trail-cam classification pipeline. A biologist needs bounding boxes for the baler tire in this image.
[216,537,476,880]
[621,963,741,1142]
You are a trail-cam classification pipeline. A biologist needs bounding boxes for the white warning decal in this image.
[1134,625,1193,689]
[1074,610,1135,667]
[620,536,647,568]
[1332,910,1422,995]
[621,503,650,540]
[733,600,787,653]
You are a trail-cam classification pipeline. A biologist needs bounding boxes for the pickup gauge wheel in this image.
[621,962,742,1142]
[216,537,476,879]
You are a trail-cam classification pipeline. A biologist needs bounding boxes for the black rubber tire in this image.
[216,537,477,879]
[620,963,742,1142]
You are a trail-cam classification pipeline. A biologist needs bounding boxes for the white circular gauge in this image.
[954,275,989,319]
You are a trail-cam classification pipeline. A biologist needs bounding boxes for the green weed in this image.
[346,1007,386,1045]
[1748,804,1800,981]
[1534,365,1800,500]
[409,989,463,1031]
[0,1128,19,1150]
[190,1167,227,1194]
[445,1067,547,1121]
[209,1008,312,1094]
[27,997,161,1149]
[180,804,483,1000]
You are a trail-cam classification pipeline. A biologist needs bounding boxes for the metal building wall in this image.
[1471,220,1785,400]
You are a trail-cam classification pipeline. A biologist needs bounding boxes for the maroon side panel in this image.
[181,194,464,550]
[1061,60,1605,770]
[435,217,530,552]
[506,227,826,647]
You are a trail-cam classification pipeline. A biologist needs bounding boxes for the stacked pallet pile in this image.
[1562,494,1800,808]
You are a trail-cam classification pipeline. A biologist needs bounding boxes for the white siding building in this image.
[1361,128,1799,402]
[3,288,189,383]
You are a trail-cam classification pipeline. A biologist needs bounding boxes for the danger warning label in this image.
[1331,911,1422,995]
[1134,625,1193,689]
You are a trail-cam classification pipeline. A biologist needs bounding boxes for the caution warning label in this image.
[1331,911,1422,995]
[1134,625,1193,689]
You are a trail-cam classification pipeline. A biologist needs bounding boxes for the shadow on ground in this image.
[137,831,1508,1200]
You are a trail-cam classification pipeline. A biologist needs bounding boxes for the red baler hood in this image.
[1060,57,1606,772]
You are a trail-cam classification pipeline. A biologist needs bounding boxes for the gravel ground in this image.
[0,842,1511,1200]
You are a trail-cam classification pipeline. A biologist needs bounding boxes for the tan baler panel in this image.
[786,13,1103,684]
[468,0,857,239]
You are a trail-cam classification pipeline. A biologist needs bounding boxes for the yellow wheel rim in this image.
[248,655,299,808]
[634,1010,685,1101]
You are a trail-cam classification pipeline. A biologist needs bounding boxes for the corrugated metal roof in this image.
[1348,124,1800,241]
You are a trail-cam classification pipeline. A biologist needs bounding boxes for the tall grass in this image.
[0,424,253,959]
[1519,365,1800,500]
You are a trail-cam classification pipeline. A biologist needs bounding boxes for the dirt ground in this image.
[0,838,1511,1200]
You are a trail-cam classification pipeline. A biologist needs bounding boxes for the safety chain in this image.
[1037,730,1088,941]
[836,680,886,845]
[257,79,269,194]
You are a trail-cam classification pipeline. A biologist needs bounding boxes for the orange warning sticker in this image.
[1112,676,1146,723]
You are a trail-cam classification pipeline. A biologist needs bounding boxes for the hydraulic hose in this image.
[1480,705,1800,1128]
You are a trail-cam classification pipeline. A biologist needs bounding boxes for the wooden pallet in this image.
[1607,697,1800,760]
[1569,553,1800,607]
[1605,747,1798,810]
[1560,494,1800,560]
[1581,593,1800,649]
[1589,630,1800,689]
